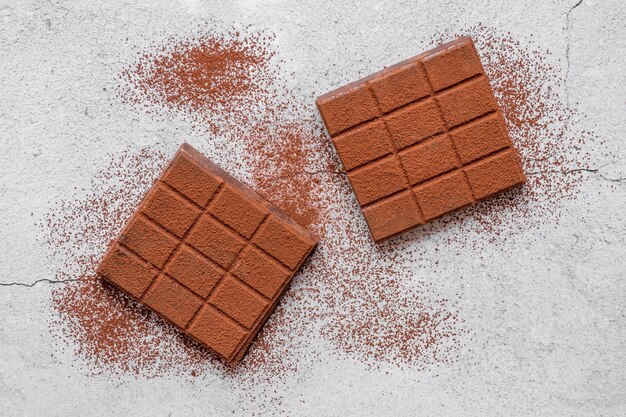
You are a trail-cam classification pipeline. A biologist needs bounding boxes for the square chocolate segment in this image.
[96,144,317,363]
[316,36,526,241]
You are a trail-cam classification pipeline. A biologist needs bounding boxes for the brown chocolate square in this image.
[164,245,223,299]
[316,36,526,241]
[96,144,317,363]
[384,99,446,149]
[230,246,291,299]
[347,156,407,205]
[208,275,268,329]
[142,274,204,328]
[332,121,394,171]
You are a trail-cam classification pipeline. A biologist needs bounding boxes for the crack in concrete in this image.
[598,175,626,183]
[565,0,583,107]
[527,161,625,183]
[0,278,90,288]
[527,167,599,176]
[558,0,585,148]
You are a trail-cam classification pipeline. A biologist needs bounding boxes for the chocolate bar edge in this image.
[179,143,318,245]
[315,36,474,104]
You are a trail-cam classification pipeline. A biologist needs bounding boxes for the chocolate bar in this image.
[97,144,317,363]
[317,37,526,241]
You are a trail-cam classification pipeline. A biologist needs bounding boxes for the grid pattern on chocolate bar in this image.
[316,37,525,241]
[97,147,315,362]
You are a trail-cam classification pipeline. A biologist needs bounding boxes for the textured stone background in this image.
[0,0,625,415]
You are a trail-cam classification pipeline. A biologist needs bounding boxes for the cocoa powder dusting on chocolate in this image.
[43,25,608,395]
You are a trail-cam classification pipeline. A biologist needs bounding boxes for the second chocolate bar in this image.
[316,37,526,241]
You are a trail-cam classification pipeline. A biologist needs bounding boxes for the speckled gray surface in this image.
[0,0,625,415]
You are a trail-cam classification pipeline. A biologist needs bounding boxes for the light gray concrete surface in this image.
[0,0,625,415]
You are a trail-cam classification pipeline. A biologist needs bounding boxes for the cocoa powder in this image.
[43,24,608,389]
[119,31,277,136]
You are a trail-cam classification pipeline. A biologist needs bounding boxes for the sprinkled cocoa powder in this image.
[119,31,278,136]
[43,24,608,386]
[44,148,215,376]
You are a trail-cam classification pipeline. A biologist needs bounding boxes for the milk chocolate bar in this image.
[97,144,317,363]
[317,37,526,241]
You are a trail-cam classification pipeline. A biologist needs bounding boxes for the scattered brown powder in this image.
[43,24,609,389]
[241,120,333,230]
[44,148,217,377]
[119,31,278,136]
